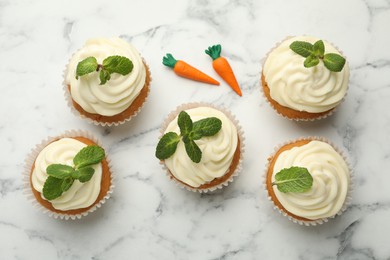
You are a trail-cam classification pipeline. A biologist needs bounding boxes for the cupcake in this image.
[155,103,244,192]
[64,37,151,126]
[261,36,349,120]
[25,130,113,219]
[265,138,351,225]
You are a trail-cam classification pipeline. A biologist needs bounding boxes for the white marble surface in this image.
[1,0,390,259]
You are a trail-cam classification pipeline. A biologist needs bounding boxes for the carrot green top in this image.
[205,44,222,60]
[162,53,178,68]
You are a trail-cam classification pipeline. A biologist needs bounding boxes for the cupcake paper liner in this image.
[63,52,151,127]
[24,129,115,220]
[159,102,245,193]
[260,36,349,122]
[263,136,353,226]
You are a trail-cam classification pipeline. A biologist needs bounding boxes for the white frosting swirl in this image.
[164,107,238,188]
[32,138,102,211]
[263,36,349,113]
[65,38,146,116]
[272,140,349,220]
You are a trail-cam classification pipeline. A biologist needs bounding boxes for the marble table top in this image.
[1,0,390,259]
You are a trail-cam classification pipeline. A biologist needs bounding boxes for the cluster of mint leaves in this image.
[76,55,133,85]
[289,40,346,72]
[42,145,105,200]
[155,111,222,163]
[272,166,313,193]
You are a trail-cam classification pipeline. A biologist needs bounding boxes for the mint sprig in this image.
[272,166,313,193]
[290,40,346,72]
[155,111,222,163]
[42,145,105,200]
[75,57,98,77]
[184,140,202,163]
[155,132,181,160]
[73,145,105,169]
[76,55,133,85]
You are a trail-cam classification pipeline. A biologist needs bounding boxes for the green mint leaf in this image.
[73,145,105,170]
[184,140,202,163]
[192,117,222,137]
[178,111,193,136]
[304,55,320,68]
[182,134,191,144]
[189,131,203,140]
[42,176,64,200]
[99,69,111,85]
[323,53,346,72]
[71,170,81,179]
[289,41,314,58]
[102,55,133,75]
[76,167,95,183]
[46,164,75,179]
[76,57,98,79]
[155,132,181,160]
[272,166,313,193]
[61,177,74,192]
[313,40,325,57]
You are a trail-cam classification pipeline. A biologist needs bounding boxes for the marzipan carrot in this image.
[205,44,242,96]
[162,53,220,85]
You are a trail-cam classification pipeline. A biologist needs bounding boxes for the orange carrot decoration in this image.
[162,53,220,85]
[205,44,242,96]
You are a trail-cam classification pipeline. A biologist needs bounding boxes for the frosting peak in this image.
[66,38,146,116]
[31,138,102,211]
[263,36,349,113]
[164,107,238,188]
[272,140,350,220]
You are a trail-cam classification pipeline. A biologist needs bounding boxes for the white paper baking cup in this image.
[264,136,353,226]
[24,130,114,220]
[158,102,245,193]
[260,36,349,121]
[63,52,151,127]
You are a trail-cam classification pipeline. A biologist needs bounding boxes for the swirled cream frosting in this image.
[66,38,146,116]
[164,107,238,188]
[32,138,102,210]
[263,36,349,113]
[272,140,349,220]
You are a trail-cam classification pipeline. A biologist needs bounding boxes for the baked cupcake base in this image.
[24,130,114,220]
[265,137,352,226]
[261,73,334,121]
[65,61,151,127]
[159,103,245,193]
[166,138,241,192]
